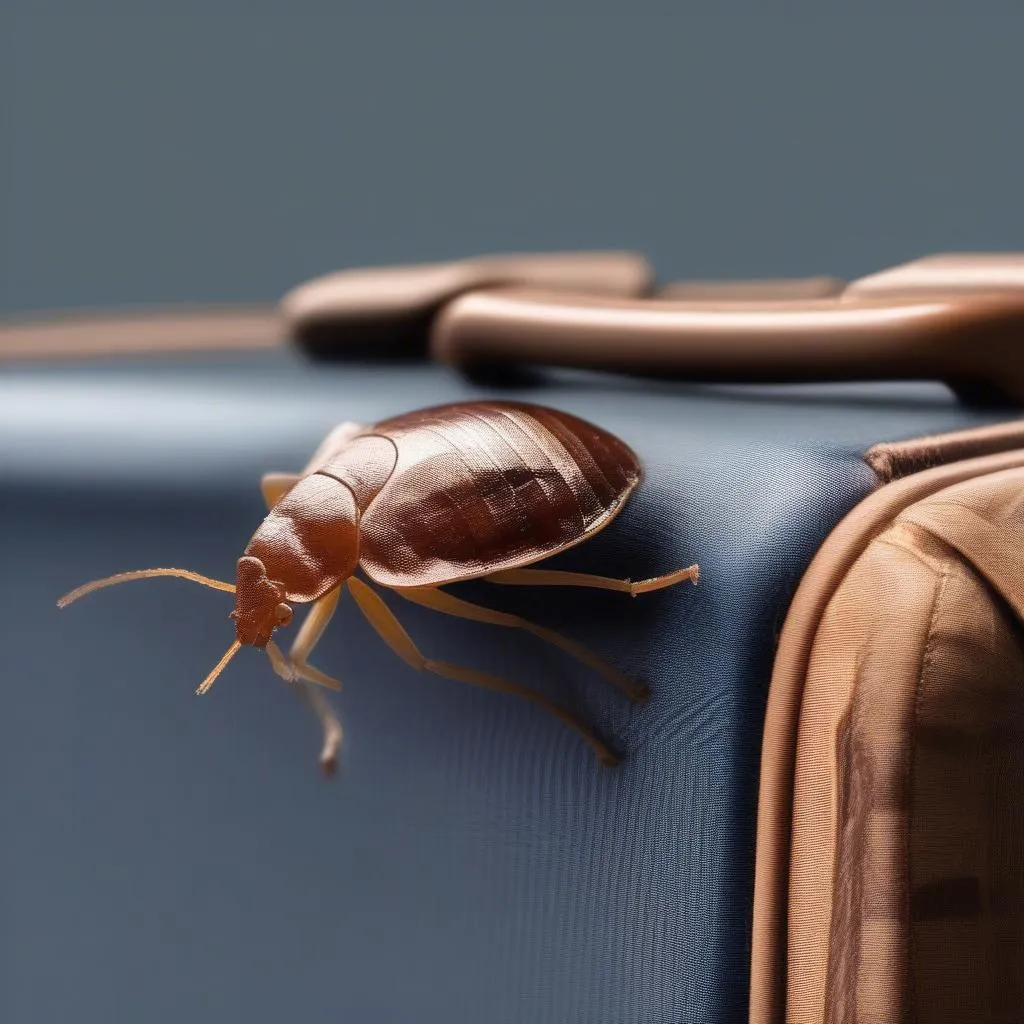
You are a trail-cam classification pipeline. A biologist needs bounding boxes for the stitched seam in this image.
[907,561,951,1024]
[824,645,866,1024]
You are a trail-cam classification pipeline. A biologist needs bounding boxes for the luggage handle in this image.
[5,251,1024,406]
[282,251,654,359]
[283,250,1024,407]
[429,287,1024,407]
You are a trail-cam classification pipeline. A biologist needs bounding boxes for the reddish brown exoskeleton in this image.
[59,401,698,770]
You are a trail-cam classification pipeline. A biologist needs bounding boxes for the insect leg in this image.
[289,586,343,691]
[389,585,647,702]
[346,577,619,765]
[484,563,699,596]
[266,637,341,775]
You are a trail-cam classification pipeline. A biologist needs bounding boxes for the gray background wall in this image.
[2,11,1023,1024]
[3,10,1024,314]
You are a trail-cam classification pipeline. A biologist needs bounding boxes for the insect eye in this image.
[275,602,293,627]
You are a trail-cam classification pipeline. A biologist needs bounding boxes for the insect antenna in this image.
[57,567,236,608]
[196,639,243,695]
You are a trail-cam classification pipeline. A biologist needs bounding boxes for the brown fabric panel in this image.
[898,470,1024,622]
[750,448,1024,1024]
[0,307,283,361]
[905,554,1024,1023]
[791,524,944,1023]
[866,420,1024,483]
[785,475,1024,1024]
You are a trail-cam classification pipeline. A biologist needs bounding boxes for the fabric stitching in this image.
[907,560,951,1024]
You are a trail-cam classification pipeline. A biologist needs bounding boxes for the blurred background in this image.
[4,10,1024,314]
[3,10,1024,1024]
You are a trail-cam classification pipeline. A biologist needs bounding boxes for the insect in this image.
[58,401,698,771]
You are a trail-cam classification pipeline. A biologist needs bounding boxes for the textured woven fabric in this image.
[786,468,1024,1024]
[0,352,1012,1024]
[750,446,1024,1024]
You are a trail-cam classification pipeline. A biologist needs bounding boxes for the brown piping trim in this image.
[0,306,283,362]
[749,446,1024,1024]
[865,417,1024,482]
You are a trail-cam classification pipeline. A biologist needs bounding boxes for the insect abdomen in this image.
[356,402,641,588]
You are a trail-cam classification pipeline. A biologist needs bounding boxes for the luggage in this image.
[2,252,1021,1023]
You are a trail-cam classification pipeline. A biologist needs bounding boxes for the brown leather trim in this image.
[845,252,1024,300]
[750,447,1024,1024]
[431,287,1024,404]
[663,254,1024,302]
[0,306,283,361]
[865,418,1024,481]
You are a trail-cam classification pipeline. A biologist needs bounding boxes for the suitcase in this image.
[2,251,1021,1023]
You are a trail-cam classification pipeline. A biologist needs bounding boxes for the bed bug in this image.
[58,401,698,771]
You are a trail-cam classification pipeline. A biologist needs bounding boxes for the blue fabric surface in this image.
[0,353,1012,1024]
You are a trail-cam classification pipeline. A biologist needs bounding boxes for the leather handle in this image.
[7,252,1024,380]
[431,288,1024,405]
[283,251,654,359]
